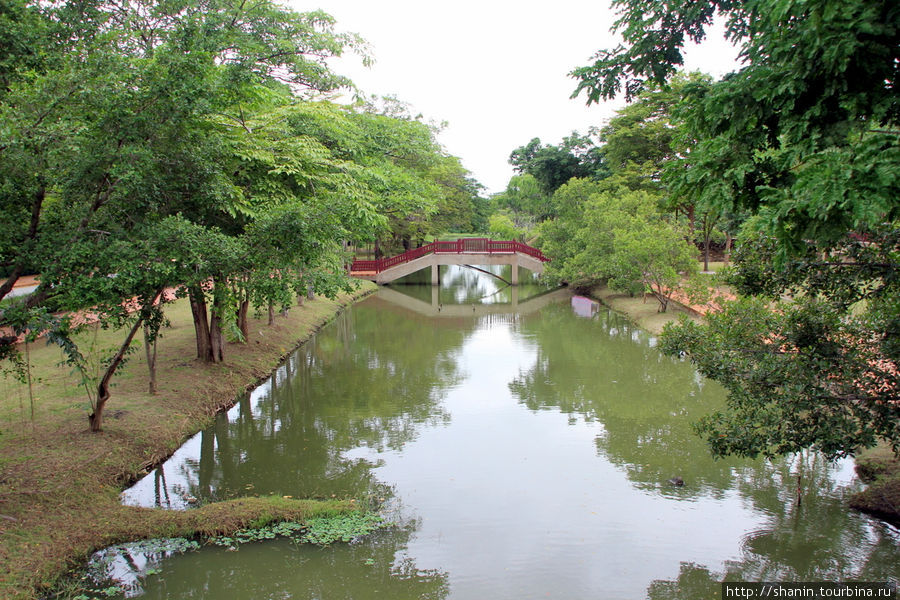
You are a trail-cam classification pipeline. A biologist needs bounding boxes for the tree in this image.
[0,0,48,93]
[508,132,605,199]
[0,0,376,428]
[346,108,469,254]
[542,180,698,311]
[491,173,545,232]
[600,78,685,179]
[426,154,487,235]
[572,0,900,457]
[488,213,524,241]
[660,226,900,460]
[572,0,899,250]
[601,73,716,234]
[213,98,384,342]
[38,217,205,431]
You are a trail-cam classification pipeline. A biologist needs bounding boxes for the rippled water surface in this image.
[113,266,899,599]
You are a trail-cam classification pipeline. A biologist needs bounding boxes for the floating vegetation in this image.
[298,512,389,546]
[209,520,306,548]
[210,511,389,548]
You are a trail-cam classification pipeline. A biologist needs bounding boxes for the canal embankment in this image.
[0,281,376,600]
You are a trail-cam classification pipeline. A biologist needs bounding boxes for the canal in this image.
[108,265,898,599]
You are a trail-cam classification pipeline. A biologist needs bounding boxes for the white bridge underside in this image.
[356,252,546,285]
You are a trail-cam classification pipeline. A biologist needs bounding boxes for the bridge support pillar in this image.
[511,257,519,285]
[431,263,439,286]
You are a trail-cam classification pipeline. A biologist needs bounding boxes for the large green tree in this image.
[0,0,376,429]
[508,132,606,200]
[573,0,900,458]
[541,179,698,311]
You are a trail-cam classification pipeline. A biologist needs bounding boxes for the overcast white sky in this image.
[291,0,740,195]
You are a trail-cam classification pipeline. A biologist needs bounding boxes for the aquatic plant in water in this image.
[210,512,389,548]
[298,512,388,546]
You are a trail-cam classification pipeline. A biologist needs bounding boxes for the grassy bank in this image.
[587,284,701,335]
[0,281,377,600]
[849,444,900,525]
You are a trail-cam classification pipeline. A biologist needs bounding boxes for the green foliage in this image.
[1,0,374,351]
[599,74,707,184]
[209,511,388,548]
[210,521,306,547]
[661,224,900,459]
[492,173,544,224]
[488,213,525,241]
[542,180,698,311]
[576,0,900,459]
[508,132,607,199]
[0,0,482,417]
[298,512,388,546]
[574,0,900,251]
[426,155,487,235]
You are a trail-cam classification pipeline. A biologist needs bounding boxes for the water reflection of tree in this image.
[644,465,900,595]
[187,301,472,501]
[509,303,900,586]
[509,304,747,493]
[722,453,900,582]
[93,520,449,600]
[646,563,720,600]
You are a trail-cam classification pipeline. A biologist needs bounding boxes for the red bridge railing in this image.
[350,238,549,274]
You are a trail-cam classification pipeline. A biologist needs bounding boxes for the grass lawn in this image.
[587,285,701,335]
[699,260,728,273]
[0,281,376,600]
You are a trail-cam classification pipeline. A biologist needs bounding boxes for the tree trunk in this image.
[724,232,733,265]
[198,428,214,497]
[90,294,159,431]
[236,299,250,342]
[189,286,212,362]
[143,322,157,395]
[703,216,711,273]
[0,186,44,302]
[209,288,225,363]
[268,301,276,326]
[0,262,24,304]
[90,386,111,432]
[656,293,669,313]
[191,285,224,363]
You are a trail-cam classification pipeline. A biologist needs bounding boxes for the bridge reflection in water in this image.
[376,280,569,318]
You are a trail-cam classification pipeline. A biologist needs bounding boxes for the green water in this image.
[113,266,898,599]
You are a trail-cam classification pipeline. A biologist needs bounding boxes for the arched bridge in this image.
[350,238,549,285]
